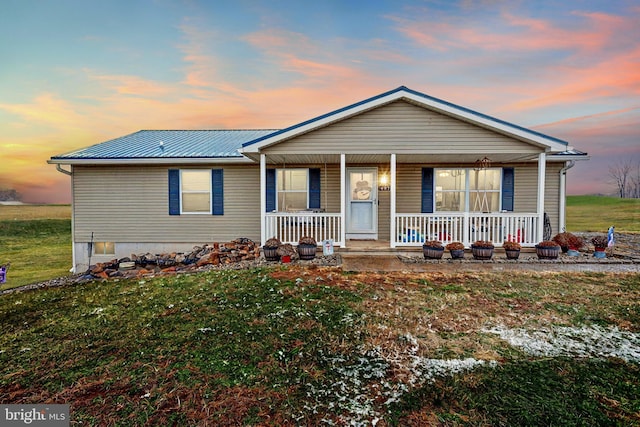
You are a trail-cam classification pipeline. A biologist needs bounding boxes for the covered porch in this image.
[258,152,550,249]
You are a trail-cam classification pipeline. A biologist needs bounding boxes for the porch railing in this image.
[394,213,539,247]
[265,212,343,246]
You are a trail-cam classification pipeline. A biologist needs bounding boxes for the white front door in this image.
[346,168,378,239]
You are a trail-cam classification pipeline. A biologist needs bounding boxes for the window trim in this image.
[434,167,503,213]
[180,169,212,215]
[276,168,309,211]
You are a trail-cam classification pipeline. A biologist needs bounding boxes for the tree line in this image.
[0,189,22,201]
[609,158,640,198]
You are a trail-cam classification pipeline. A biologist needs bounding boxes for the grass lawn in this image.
[1,267,639,425]
[0,205,72,290]
[567,195,640,233]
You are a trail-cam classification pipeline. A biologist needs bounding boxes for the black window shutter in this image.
[211,169,224,215]
[266,169,276,212]
[421,168,434,213]
[502,167,515,211]
[168,169,180,215]
[308,168,321,209]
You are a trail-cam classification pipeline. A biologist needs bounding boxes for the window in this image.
[181,170,211,213]
[168,169,223,215]
[435,168,501,212]
[277,169,308,211]
[94,242,115,255]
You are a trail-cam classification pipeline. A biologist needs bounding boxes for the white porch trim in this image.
[340,153,346,247]
[260,154,266,246]
[537,152,546,243]
[390,153,397,248]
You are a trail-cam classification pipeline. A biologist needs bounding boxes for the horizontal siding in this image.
[396,165,423,213]
[73,165,261,243]
[72,161,562,245]
[264,101,540,155]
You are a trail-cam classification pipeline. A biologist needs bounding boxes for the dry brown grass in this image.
[0,204,71,220]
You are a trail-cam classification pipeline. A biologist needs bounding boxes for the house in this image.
[49,86,588,272]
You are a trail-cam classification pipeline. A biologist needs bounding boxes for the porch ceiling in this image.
[263,152,541,165]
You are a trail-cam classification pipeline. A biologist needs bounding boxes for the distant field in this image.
[0,204,71,220]
[0,205,72,290]
[566,195,640,233]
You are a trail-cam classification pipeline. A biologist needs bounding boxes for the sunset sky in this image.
[1,0,639,203]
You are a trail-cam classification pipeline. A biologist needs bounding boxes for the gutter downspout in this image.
[55,164,76,273]
[559,160,575,232]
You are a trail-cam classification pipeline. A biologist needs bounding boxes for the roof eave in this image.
[547,154,590,162]
[47,156,255,166]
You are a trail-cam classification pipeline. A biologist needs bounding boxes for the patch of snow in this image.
[484,324,640,362]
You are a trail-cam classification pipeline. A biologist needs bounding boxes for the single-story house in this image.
[49,86,588,272]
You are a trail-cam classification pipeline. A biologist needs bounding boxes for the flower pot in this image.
[505,249,520,260]
[423,245,444,259]
[281,255,291,263]
[297,243,317,260]
[450,249,465,259]
[471,246,494,260]
[567,249,580,257]
[536,245,560,260]
[263,246,279,261]
[593,248,606,259]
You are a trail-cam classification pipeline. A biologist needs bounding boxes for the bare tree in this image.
[609,159,633,198]
[630,160,640,198]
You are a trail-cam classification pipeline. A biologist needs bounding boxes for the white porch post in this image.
[340,153,346,247]
[390,154,397,248]
[260,154,266,246]
[537,152,546,243]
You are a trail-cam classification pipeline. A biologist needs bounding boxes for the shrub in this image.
[503,240,521,251]
[567,234,584,250]
[298,236,317,246]
[445,242,464,251]
[552,232,574,248]
[276,243,296,256]
[472,240,494,249]
[423,240,443,248]
[264,237,281,248]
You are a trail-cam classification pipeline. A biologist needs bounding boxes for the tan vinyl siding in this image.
[545,163,562,235]
[511,163,562,234]
[263,101,540,155]
[396,165,423,213]
[73,165,261,243]
[377,191,390,240]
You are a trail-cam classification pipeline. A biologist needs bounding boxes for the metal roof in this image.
[51,129,278,160]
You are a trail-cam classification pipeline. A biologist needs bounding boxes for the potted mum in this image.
[263,237,281,261]
[502,240,521,260]
[552,232,574,253]
[471,240,494,260]
[423,240,444,259]
[536,240,560,260]
[446,242,465,259]
[277,243,296,263]
[297,236,317,260]
[566,234,584,256]
[591,235,608,259]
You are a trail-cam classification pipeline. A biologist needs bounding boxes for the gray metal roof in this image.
[51,129,279,160]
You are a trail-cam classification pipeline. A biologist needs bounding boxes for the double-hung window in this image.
[168,169,224,215]
[277,169,308,211]
[181,170,211,213]
[435,168,502,212]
